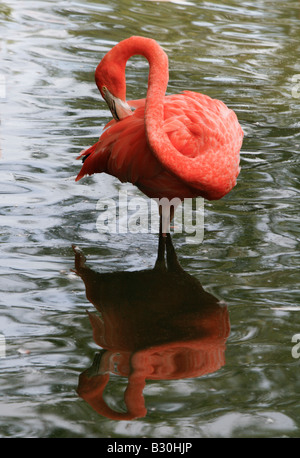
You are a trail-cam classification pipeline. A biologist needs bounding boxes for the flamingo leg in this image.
[165,233,184,273]
[72,244,86,270]
[154,213,183,272]
[154,215,167,271]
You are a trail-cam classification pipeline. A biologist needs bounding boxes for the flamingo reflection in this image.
[73,235,230,420]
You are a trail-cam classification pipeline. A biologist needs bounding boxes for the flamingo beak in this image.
[102,87,133,121]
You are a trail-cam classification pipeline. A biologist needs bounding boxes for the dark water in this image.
[0,0,300,438]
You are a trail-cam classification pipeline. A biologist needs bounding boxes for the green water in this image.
[0,0,299,438]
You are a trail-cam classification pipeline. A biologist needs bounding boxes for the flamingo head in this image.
[95,56,133,121]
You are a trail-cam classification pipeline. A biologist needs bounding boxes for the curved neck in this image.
[105,37,177,170]
[107,36,169,101]
[97,37,169,147]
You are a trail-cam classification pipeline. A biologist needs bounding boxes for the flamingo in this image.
[75,36,243,237]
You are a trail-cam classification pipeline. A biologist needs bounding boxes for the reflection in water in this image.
[73,236,230,420]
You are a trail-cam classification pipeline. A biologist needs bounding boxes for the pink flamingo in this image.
[76,36,243,234]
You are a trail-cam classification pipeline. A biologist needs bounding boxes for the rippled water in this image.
[1,0,300,438]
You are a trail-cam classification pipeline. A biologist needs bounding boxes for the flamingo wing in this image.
[76,92,243,200]
[157,91,243,199]
[75,103,163,185]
